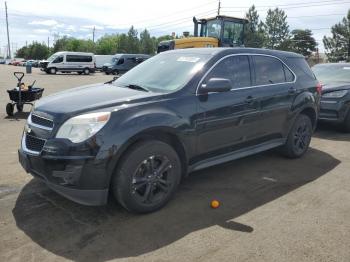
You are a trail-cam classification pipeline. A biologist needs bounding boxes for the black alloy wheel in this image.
[131,155,173,205]
[281,114,312,158]
[113,140,181,213]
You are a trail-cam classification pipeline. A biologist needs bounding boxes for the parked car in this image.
[40,52,95,75]
[94,55,113,71]
[312,63,350,131]
[18,48,320,213]
[102,54,150,75]
[0,59,5,64]
[11,58,25,66]
[23,60,39,67]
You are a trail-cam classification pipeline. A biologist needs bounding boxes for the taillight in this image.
[316,82,322,95]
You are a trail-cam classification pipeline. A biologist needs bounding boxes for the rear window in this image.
[253,56,291,85]
[287,57,315,80]
[66,55,93,63]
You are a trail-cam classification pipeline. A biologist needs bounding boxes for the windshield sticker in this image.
[177,57,200,63]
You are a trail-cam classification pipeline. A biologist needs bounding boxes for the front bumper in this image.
[18,135,110,206]
[319,98,350,123]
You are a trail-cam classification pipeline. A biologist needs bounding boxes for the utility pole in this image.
[217,0,221,16]
[47,36,50,48]
[5,2,11,59]
[92,26,95,43]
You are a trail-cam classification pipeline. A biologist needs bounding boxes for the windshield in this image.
[47,54,58,62]
[313,64,350,84]
[111,57,120,64]
[113,53,211,93]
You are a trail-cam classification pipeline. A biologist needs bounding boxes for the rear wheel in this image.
[112,140,182,213]
[112,70,118,75]
[280,114,313,158]
[49,67,57,74]
[6,103,14,116]
[16,104,23,112]
[83,68,90,75]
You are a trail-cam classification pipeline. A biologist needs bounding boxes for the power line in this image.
[222,0,348,9]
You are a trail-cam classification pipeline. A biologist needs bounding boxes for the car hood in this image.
[322,82,350,94]
[34,83,162,118]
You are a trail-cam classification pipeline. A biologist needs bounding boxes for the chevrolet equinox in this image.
[19,48,321,213]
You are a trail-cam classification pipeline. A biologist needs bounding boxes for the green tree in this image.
[244,5,265,47]
[264,8,290,49]
[116,34,129,53]
[15,42,49,59]
[140,29,155,54]
[95,34,119,54]
[127,26,140,53]
[323,10,350,62]
[290,29,317,57]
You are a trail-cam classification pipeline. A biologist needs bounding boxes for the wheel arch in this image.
[109,127,189,187]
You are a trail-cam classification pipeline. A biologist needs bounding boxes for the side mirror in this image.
[199,78,232,94]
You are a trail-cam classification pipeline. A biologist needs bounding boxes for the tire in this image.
[105,72,110,75]
[280,114,313,158]
[112,140,182,213]
[16,104,23,112]
[83,68,90,75]
[6,103,14,116]
[49,68,57,74]
[112,70,118,75]
[343,111,350,132]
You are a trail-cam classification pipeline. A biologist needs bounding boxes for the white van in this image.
[94,55,113,71]
[40,52,95,75]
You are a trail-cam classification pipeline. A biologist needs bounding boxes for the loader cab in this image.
[195,16,247,47]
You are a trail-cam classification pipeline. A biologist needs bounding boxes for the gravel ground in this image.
[0,64,350,262]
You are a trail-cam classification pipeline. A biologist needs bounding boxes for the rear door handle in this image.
[288,87,297,94]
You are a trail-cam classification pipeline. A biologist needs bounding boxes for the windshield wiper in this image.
[123,84,149,92]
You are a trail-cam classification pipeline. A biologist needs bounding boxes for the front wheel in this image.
[280,114,313,158]
[49,67,57,74]
[16,104,23,112]
[112,140,182,213]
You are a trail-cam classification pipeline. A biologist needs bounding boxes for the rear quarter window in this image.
[286,57,315,80]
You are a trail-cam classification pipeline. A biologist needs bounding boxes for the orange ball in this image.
[211,200,220,208]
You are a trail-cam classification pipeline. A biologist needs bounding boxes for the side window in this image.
[254,56,286,85]
[53,55,63,63]
[204,55,251,89]
[117,58,125,65]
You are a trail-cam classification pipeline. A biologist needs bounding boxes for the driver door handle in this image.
[245,96,254,104]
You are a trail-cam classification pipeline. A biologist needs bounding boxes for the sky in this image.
[0,0,349,57]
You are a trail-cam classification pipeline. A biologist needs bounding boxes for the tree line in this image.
[15,7,350,63]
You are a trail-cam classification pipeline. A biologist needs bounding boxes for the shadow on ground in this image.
[13,148,339,261]
[314,122,350,142]
[4,111,30,120]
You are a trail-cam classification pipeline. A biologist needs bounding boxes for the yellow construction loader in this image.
[157,15,248,52]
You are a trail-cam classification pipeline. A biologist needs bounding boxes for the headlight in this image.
[56,112,110,143]
[322,90,348,98]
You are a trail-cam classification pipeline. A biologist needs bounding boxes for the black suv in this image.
[19,48,320,213]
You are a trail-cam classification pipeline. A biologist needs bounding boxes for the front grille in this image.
[31,114,54,129]
[25,134,46,152]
